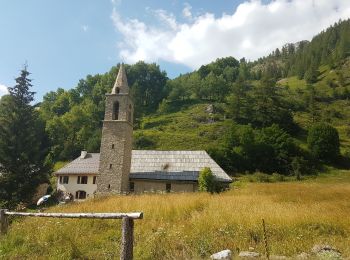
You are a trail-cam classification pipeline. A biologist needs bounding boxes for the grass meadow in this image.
[1,171,350,259]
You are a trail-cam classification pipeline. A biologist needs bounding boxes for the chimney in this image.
[80,151,88,159]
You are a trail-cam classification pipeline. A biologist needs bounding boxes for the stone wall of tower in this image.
[97,120,133,193]
[104,94,133,123]
[96,63,133,194]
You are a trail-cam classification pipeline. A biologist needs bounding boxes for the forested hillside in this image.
[38,19,350,176]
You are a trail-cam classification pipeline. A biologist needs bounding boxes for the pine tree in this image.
[228,76,247,122]
[0,66,50,208]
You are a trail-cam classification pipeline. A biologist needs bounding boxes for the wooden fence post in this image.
[0,209,8,235]
[120,217,134,260]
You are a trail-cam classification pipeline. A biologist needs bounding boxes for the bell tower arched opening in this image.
[112,101,119,120]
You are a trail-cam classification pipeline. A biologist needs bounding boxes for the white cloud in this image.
[111,0,350,69]
[0,84,9,97]
[82,25,89,32]
[182,3,192,19]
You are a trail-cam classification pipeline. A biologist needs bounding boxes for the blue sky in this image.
[0,0,349,102]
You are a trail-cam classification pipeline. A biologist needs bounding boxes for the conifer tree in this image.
[0,65,50,208]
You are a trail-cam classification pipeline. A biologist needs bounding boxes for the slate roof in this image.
[55,150,232,183]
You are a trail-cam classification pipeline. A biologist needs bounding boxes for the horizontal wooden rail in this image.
[4,211,143,219]
[0,209,143,260]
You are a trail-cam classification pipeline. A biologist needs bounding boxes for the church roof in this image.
[111,63,129,94]
[55,150,232,183]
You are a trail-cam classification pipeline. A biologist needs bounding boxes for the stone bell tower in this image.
[97,64,133,194]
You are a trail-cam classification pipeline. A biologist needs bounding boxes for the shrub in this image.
[256,124,298,174]
[252,172,271,183]
[133,133,156,149]
[198,167,217,193]
[271,173,286,182]
[307,123,340,162]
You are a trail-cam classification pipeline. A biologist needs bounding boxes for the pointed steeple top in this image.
[111,63,129,94]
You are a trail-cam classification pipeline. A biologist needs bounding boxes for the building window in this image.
[129,182,134,192]
[109,164,113,169]
[77,176,88,184]
[75,190,87,200]
[108,184,111,189]
[59,176,69,184]
[93,176,97,184]
[116,87,120,94]
[166,183,171,193]
[111,144,115,149]
[112,101,119,120]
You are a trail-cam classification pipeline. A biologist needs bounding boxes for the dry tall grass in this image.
[1,175,350,259]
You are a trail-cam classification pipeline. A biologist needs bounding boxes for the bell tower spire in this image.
[97,63,134,194]
[111,63,129,94]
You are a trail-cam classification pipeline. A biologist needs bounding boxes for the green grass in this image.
[134,103,230,151]
[277,76,307,90]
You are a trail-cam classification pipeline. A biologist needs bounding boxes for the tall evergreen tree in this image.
[0,66,50,208]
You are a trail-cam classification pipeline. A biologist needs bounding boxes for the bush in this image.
[307,123,340,162]
[254,172,271,183]
[198,167,218,193]
[133,133,156,149]
[271,173,286,182]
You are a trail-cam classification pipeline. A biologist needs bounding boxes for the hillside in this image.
[133,57,350,173]
[26,19,349,179]
[1,172,350,259]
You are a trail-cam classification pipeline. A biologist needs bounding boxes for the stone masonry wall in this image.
[97,120,133,194]
[104,94,133,123]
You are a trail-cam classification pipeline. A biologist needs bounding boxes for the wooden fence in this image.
[0,209,143,260]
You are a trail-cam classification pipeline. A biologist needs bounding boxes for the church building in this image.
[55,65,232,199]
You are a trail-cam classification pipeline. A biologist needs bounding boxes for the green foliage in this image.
[0,66,51,208]
[33,19,350,179]
[128,61,168,117]
[40,62,167,161]
[213,124,299,175]
[243,172,288,183]
[133,133,156,149]
[198,167,217,193]
[291,157,305,180]
[307,123,340,162]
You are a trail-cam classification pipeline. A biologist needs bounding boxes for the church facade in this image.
[55,65,232,199]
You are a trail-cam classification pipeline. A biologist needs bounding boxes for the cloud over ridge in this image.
[112,0,350,69]
[0,84,9,97]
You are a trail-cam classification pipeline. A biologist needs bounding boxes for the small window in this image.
[63,176,69,184]
[108,184,111,189]
[59,176,69,184]
[111,144,115,149]
[116,87,120,94]
[109,164,113,169]
[166,183,171,193]
[129,182,135,192]
[77,176,88,184]
[75,190,87,200]
[93,176,97,184]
